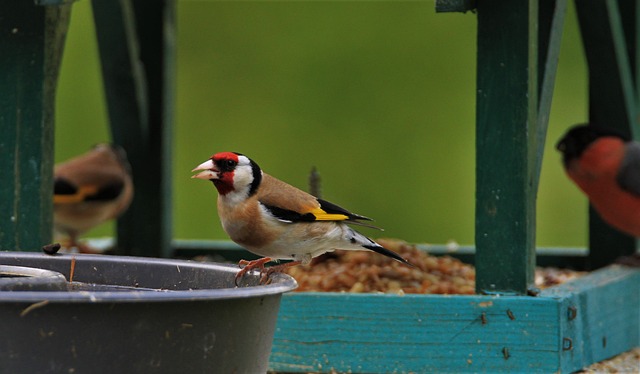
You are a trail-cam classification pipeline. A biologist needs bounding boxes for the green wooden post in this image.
[91,0,175,257]
[575,0,638,269]
[475,0,539,295]
[437,0,566,293]
[0,0,72,251]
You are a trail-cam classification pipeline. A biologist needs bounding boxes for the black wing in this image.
[617,142,640,196]
[261,198,382,230]
[54,177,124,202]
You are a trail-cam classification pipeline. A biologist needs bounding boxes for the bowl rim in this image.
[0,251,297,303]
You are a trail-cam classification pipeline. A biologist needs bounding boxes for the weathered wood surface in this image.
[542,265,640,373]
[270,265,639,373]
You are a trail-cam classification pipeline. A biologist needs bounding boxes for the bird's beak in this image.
[191,159,219,180]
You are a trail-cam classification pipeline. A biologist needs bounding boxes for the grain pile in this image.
[284,238,586,294]
[580,347,640,373]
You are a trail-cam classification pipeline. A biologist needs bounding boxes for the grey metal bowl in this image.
[0,252,297,373]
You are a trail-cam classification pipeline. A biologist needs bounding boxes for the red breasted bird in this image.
[192,152,411,282]
[53,144,134,253]
[556,124,640,237]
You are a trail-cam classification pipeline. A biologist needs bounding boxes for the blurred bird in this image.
[53,144,134,253]
[557,124,640,266]
[556,124,640,237]
[192,152,411,283]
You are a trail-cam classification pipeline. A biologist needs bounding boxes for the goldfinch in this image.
[192,152,411,281]
[53,144,134,253]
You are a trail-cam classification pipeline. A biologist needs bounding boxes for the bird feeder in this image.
[1,0,638,373]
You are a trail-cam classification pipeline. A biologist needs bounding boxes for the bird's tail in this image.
[346,228,413,266]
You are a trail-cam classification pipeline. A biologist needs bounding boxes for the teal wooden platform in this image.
[271,266,639,373]
[2,0,639,373]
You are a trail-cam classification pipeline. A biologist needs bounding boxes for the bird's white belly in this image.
[248,222,350,264]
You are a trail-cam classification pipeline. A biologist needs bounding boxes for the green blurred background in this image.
[54,1,588,248]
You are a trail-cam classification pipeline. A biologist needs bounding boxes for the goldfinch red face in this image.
[192,152,261,196]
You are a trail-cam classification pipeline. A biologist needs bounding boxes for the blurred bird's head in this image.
[556,124,629,167]
[93,144,132,175]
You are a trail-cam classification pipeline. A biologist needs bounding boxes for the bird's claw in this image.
[234,257,273,286]
[57,237,105,254]
[234,258,302,286]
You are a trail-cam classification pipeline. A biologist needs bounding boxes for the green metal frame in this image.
[0,0,175,257]
[0,0,72,251]
[8,0,632,274]
[444,0,638,294]
[575,0,639,269]
[91,0,175,258]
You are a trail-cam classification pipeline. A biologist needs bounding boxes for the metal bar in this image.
[435,0,477,13]
[92,0,175,257]
[129,0,175,257]
[534,0,568,192]
[0,0,72,251]
[575,0,637,269]
[168,239,590,270]
[606,0,639,137]
[637,0,640,116]
[475,0,538,295]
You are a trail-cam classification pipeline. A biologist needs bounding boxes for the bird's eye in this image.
[215,158,238,172]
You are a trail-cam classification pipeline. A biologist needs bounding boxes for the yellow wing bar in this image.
[309,208,349,221]
[53,185,99,204]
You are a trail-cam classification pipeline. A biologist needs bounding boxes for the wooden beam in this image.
[474,0,538,295]
[542,266,640,372]
[269,266,639,373]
